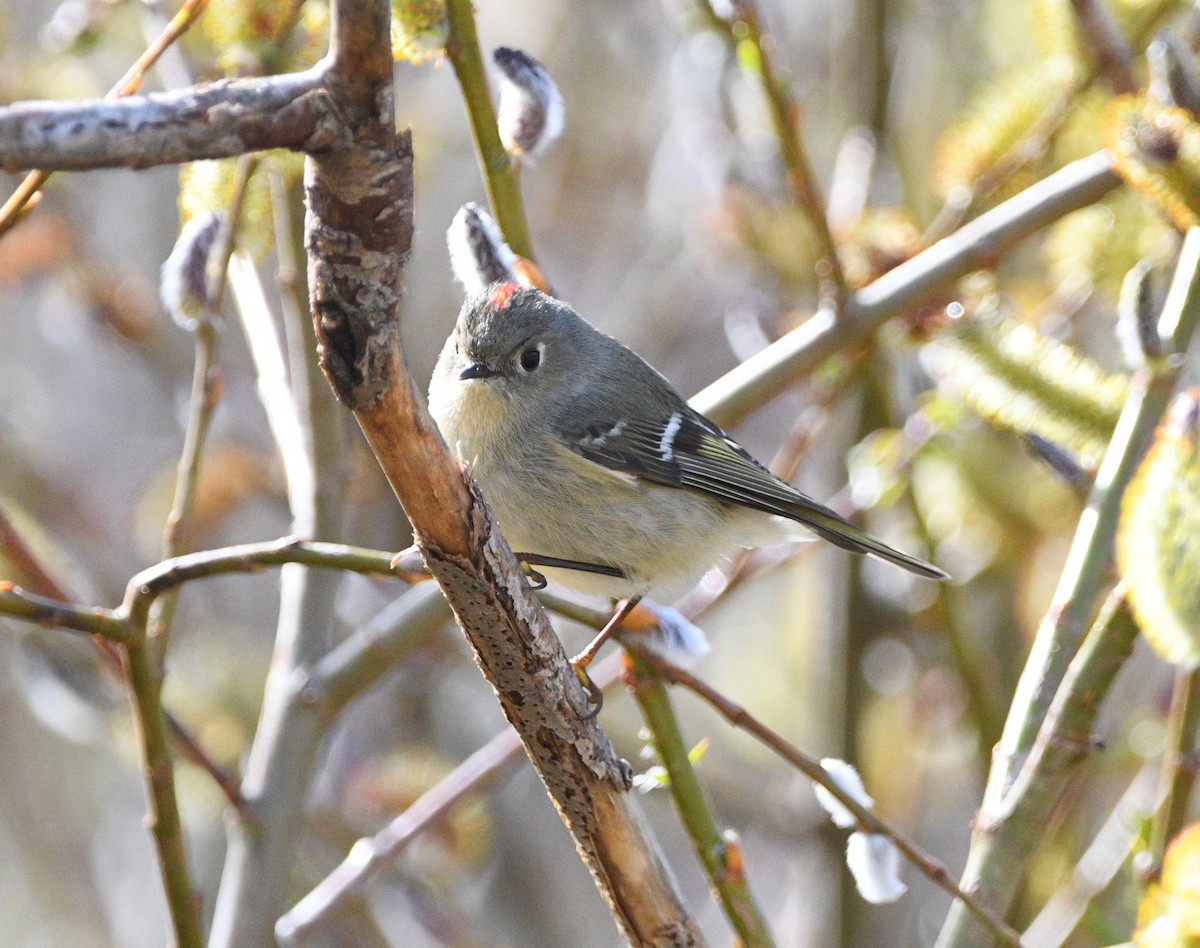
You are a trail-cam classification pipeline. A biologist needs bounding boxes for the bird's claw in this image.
[572,661,604,719]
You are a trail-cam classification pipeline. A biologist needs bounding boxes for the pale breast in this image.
[430,379,761,596]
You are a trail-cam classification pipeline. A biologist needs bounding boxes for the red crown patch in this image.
[489,282,522,311]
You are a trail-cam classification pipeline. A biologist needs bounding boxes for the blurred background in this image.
[0,0,1192,945]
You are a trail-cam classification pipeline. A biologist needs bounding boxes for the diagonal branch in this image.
[629,645,1023,947]
[936,229,1200,948]
[692,150,1120,427]
[624,653,777,947]
[297,0,699,942]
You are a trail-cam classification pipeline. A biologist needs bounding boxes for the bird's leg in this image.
[570,595,642,719]
[520,564,548,589]
[514,552,626,580]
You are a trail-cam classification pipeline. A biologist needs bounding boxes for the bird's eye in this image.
[519,344,543,372]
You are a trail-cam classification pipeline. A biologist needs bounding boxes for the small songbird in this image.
[428,284,946,599]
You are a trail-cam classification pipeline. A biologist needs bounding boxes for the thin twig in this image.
[0,583,127,640]
[267,166,313,400]
[0,0,212,238]
[624,653,777,947]
[1068,0,1137,94]
[164,714,246,810]
[627,644,1023,947]
[121,537,406,616]
[1148,665,1200,874]
[228,251,319,519]
[123,633,204,948]
[275,726,525,945]
[277,650,628,942]
[150,155,260,668]
[0,506,74,597]
[444,0,535,260]
[696,0,848,305]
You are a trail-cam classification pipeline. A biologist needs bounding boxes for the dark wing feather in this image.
[565,410,946,580]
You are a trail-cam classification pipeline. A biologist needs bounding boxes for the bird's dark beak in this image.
[459,361,498,381]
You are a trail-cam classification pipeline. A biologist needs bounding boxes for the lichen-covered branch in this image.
[300,4,698,939]
[0,0,211,235]
[0,70,336,173]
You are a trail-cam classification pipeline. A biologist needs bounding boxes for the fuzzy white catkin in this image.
[493,48,564,159]
[160,211,223,330]
[643,602,710,662]
[1116,258,1163,368]
[447,203,518,294]
[814,758,874,829]
[846,832,907,904]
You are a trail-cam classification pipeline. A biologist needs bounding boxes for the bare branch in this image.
[631,646,1023,948]
[275,727,526,945]
[1069,0,1137,94]
[693,151,1120,428]
[0,70,337,172]
[209,213,354,941]
[624,654,777,946]
[0,583,127,640]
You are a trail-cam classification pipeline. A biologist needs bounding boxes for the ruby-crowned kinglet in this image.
[428,284,946,597]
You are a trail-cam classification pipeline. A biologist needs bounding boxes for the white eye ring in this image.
[518,341,546,373]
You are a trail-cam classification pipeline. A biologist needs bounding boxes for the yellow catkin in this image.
[178,153,304,262]
[924,309,1128,465]
[1044,190,1176,299]
[390,0,447,64]
[1117,390,1200,668]
[930,61,1080,200]
[1135,822,1200,945]
[1105,95,1200,231]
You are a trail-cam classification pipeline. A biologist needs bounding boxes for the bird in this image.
[427,283,946,603]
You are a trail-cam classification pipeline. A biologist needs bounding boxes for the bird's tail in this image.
[793,506,947,580]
